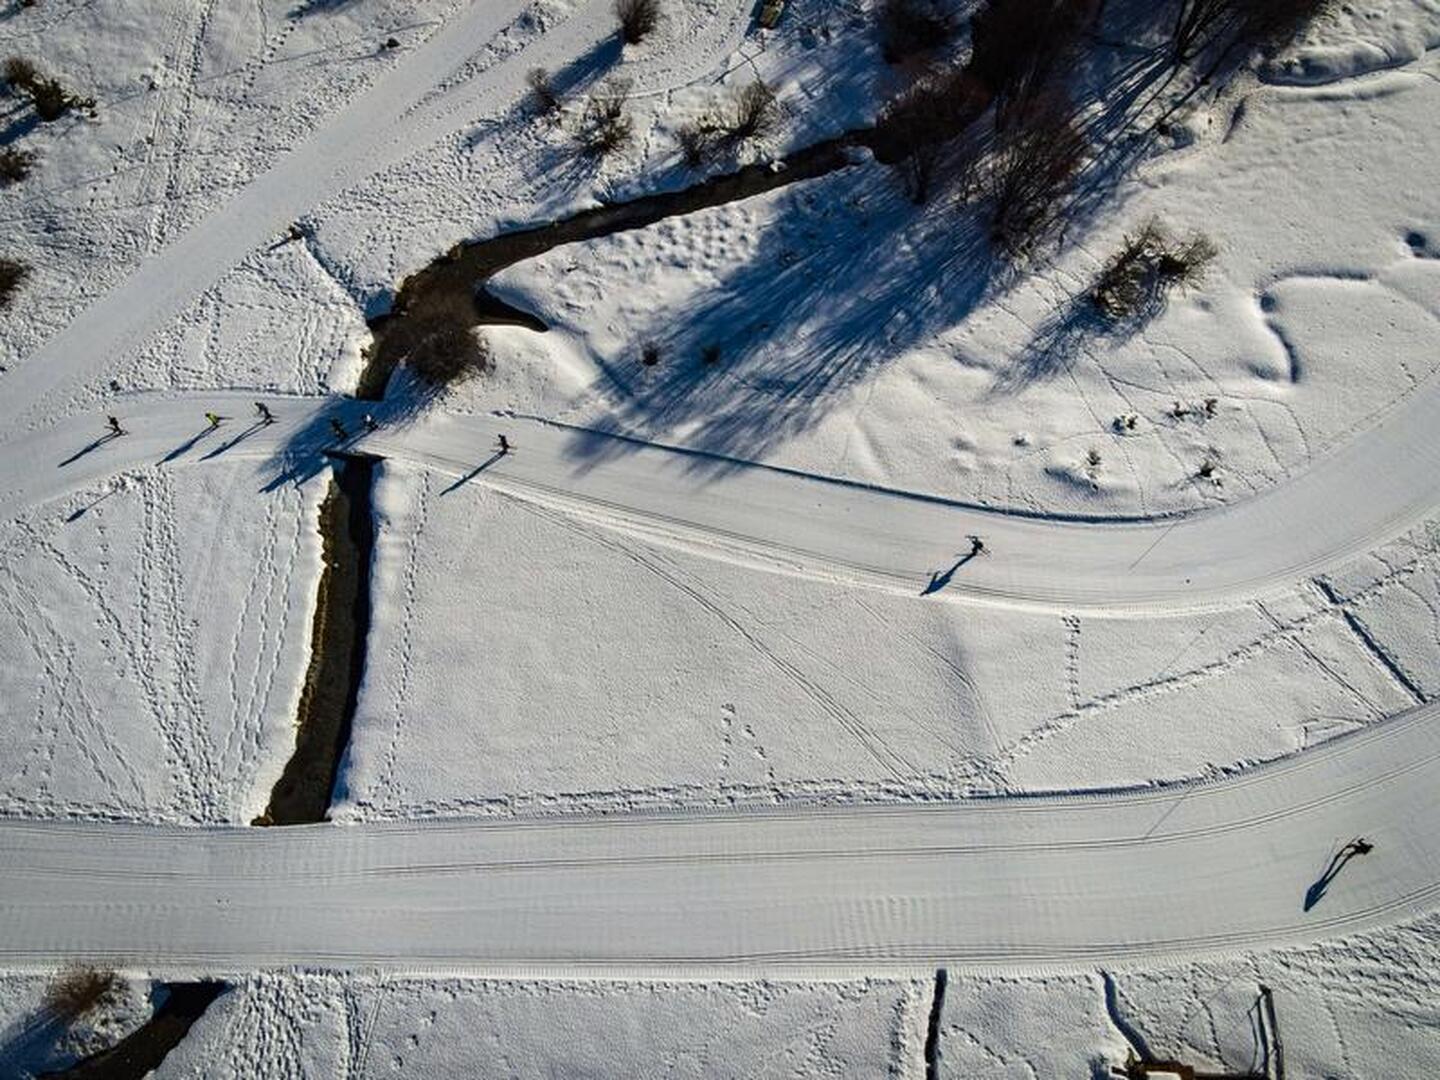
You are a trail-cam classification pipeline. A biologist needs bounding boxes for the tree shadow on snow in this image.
[562,168,1003,476]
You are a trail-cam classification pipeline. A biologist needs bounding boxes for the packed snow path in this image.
[7,384,1440,613]
[1,701,1435,974]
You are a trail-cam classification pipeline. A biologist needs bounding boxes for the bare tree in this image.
[984,95,1088,259]
[896,139,943,204]
[968,0,1096,131]
[878,0,956,64]
[871,64,990,167]
[614,0,661,45]
[1172,0,1330,71]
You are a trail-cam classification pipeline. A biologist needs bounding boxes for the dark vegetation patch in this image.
[614,0,660,45]
[44,969,121,1027]
[878,0,957,65]
[0,256,30,309]
[4,55,95,121]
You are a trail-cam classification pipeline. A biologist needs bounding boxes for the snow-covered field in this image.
[3,0,1440,1074]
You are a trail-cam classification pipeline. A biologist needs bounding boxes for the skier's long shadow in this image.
[161,425,218,463]
[439,450,505,495]
[65,486,120,522]
[922,551,979,596]
[200,420,266,460]
[1303,844,1365,911]
[57,432,120,467]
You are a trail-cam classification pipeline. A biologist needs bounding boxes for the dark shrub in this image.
[878,0,955,64]
[45,967,120,1024]
[729,81,778,141]
[614,0,660,44]
[0,257,30,309]
[526,67,560,115]
[30,76,94,121]
[675,82,778,167]
[1091,221,1216,320]
[577,78,633,156]
[407,321,492,386]
[985,95,1087,258]
[0,146,36,185]
[3,56,38,90]
[676,120,716,167]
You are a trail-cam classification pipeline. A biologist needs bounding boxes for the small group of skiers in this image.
[104,400,516,466]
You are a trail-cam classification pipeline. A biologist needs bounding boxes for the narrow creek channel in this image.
[254,456,376,826]
[38,983,227,1080]
[923,967,948,1080]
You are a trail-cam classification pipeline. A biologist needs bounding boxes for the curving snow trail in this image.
[8,380,1440,613]
[1,700,1436,975]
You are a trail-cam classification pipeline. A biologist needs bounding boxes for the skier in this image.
[106,416,125,437]
[969,535,986,557]
[1349,837,1374,856]
[362,413,379,433]
[254,401,274,424]
[329,418,349,441]
[497,434,511,454]
[205,411,223,429]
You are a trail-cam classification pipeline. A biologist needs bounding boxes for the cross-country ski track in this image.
[1,699,1437,975]
[5,382,1440,613]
